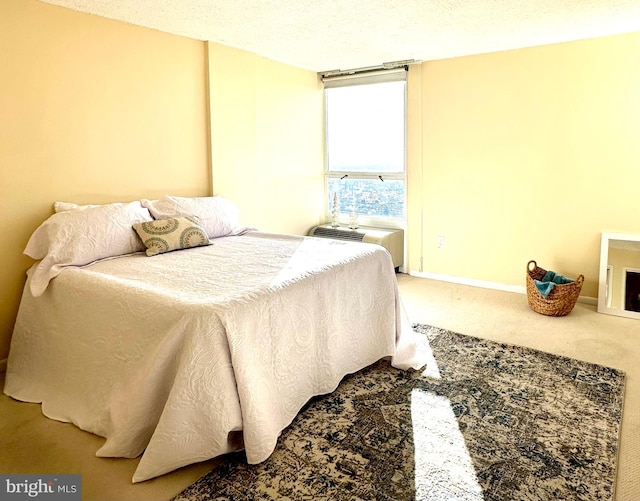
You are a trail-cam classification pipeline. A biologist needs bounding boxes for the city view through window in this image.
[327,177,405,220]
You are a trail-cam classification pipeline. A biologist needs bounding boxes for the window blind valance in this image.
[321,67,407,88]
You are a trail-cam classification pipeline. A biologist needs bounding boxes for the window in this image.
[323,69,406,228]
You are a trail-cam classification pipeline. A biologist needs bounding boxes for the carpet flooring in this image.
[173,325,625,501]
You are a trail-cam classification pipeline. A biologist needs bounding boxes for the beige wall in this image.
[207,43,325,235]
[3,2,638,360]
[0,1,210,359]
[408,31,640,298]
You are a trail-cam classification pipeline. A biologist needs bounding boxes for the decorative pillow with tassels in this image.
[133,216,211,256]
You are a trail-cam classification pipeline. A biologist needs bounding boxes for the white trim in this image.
[0,358,6,373]
[606,264,613,308]
[408,270,597,305]
[578,296,598,306]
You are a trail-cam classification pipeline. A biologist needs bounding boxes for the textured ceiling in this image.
[39,0,640,72]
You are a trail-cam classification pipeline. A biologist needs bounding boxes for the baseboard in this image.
[0,358,6,373]
[577,295,597,306]
[409,270,597,306]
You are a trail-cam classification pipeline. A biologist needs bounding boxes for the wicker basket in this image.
[526,260,584,317]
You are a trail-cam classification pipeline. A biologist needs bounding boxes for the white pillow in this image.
[53,201,103,212]
[141,196,245,239]
[25,201,153,296]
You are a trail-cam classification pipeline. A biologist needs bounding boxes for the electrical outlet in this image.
[437,236,445,248]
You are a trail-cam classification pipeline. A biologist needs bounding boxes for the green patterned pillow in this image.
[132,216,210,256]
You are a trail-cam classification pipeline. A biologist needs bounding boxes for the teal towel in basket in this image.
[534,270,574,298]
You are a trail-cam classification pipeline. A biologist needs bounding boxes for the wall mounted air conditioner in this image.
[308,224,404,270]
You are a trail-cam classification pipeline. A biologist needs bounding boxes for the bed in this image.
[3,196,427,482]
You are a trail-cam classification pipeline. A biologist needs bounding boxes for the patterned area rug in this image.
[172,325,625,501]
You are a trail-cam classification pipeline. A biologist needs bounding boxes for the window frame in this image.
[323,69,407,230]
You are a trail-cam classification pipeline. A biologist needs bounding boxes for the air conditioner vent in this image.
[308,224,404,270]
[311,227,365,241]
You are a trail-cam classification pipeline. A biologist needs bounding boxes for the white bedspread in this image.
[4,232,426,482]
